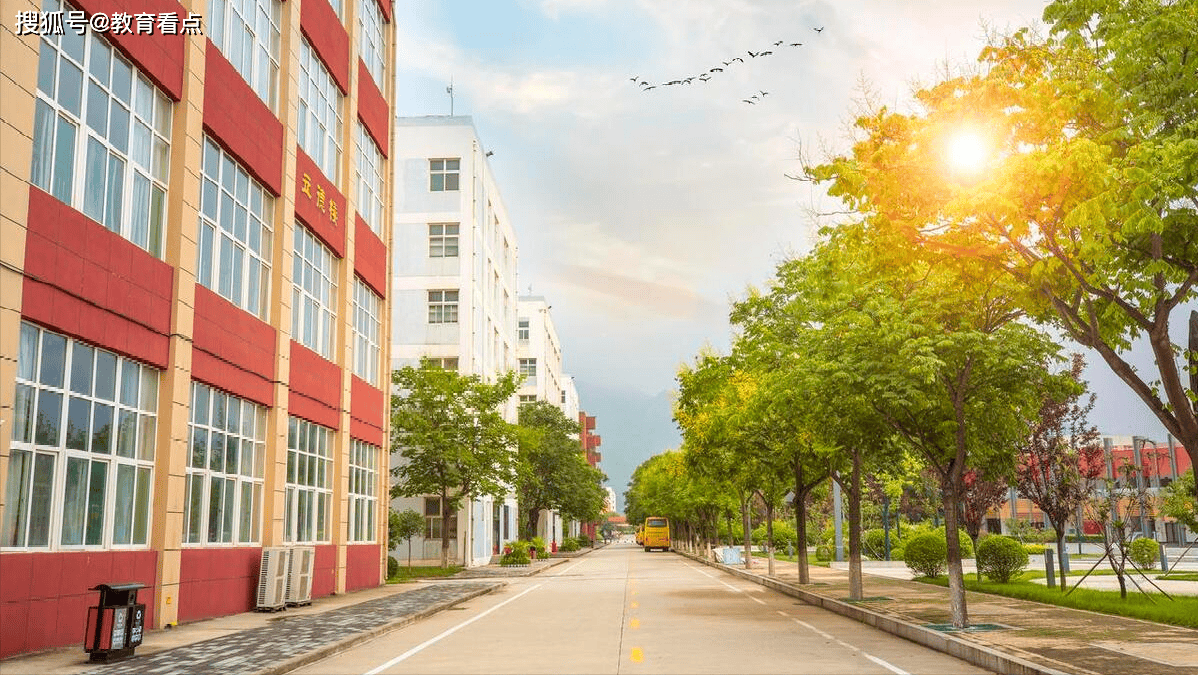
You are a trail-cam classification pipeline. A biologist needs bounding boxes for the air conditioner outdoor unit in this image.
[286,546,315,606]
[256,547,291,611]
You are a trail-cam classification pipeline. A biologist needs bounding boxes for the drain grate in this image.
[838,596,892,604]
[923,622,1011,633]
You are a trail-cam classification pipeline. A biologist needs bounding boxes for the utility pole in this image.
[446,78,455,115]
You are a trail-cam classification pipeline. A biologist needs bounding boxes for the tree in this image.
[1160,470,1197,535]
[515,400,606,539]
[960,469,1010,549]
[809,0,1198,502]
[390,361,520,568]
[389,509,425,569]
[1014,354,1104,590]
[1086,460,1159,599]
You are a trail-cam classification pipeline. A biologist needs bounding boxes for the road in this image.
[293,541,989,674]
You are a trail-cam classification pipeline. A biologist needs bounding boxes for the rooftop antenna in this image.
[446,78,455,115]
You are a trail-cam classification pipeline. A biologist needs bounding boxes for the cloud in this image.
[550,263,723,319]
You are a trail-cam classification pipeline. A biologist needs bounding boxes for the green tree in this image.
[390,361,520,568]
[1160,470,1197,535]
[389,508,425,569]
[515,400,607,538]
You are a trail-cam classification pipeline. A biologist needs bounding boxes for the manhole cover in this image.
[923,623,1011,633]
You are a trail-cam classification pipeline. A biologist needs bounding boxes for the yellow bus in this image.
[643,517,670,551]
[635,525,644,545]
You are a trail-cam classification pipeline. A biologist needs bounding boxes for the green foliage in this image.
[1023,544,1046,555]
[530,536,548,558]
[751,520,798,549]
[903,532,948,578]
[1128,538,1159,569]
[863,528,903,560]
[936,526,975,558]
[559,537,580,552]
[387,556,400,579]
[976,536,1030,583]
[1160,471,1197,531]
[516,401,607,533]
[500,547,530,566]
[388,509,424,553]
[814,544,833,562]
[574,534,592,547]
[718,519,745,544]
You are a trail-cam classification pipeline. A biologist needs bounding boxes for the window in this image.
[358,0,385,87]
[297,38,343,183]
[31,0,171,259]
[348,440,379,543]
[207,0,281,109]
[197,136,274,319]
[519,394,536,403]
[183,383,265,545]
[428,223,459,258]
[2,322,158,549]
[517,319,529,342]
[423,496,456,540]
[561,389,567,404]
[355,123,384,235]
[292,225,338,358]
[428,290,458,324]
[519,358,537,377]
[285,417,333,543]
[429,158,459,191]
[425,357,458,371]
[352,278,381,385]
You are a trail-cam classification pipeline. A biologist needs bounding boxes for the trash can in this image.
[85,583,146,663]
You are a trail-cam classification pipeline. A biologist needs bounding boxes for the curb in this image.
[678,551,1070,675]
[255,582,504,675]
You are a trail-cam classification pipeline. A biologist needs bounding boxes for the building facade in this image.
[0,0,394,656]
[390,116,520,566]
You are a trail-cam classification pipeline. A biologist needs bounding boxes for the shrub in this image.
[530,537,548,558]
[501,547,530,565]
[1023,544,1046,555]
[976,536,1029,583]
[387,556,400,579]
[863,528,903,560]
[934,526,975,558]
[815,544,833,562]
[751,520,798,550]
[559,538,580,552]
[1129,538,1159,569]
[575,534,592,547]
[903,532,947,578]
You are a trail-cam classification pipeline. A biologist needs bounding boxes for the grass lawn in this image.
[915,575,1198,629]
[750,551,831,567]
[388,565,463,583]
[1159,572,1198,582]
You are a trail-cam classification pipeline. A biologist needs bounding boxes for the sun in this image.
[945,130,989,176]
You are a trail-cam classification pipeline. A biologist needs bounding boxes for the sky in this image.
[391,0,1196,508]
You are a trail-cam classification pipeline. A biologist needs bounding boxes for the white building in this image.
[390,116,520,566]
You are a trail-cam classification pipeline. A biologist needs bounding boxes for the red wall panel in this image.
[312,544,336,599]
[23,187,172,368]
[357,60,389,158]
[192,286,276,406]
[72,0,185,100]
[203,41,284,195]
[375,0,391,21]
[295,149,347,258]
[288,341,341,429]
[345,544,382,592]
[0,550,157,659]
[350,375,384,447]
[354,216,387,298]
[178,547,262,623]
[299,0,350,94]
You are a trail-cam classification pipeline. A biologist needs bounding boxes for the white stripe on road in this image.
[786,615,910,675]
[363,583,543,675]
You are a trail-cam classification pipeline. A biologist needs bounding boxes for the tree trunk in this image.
[943,484,969,628]
[741,496,753,570]
[440,489,451,569]
[526,507,541,541]
[847,448,864,601]
[766,501,776,577]
[1054,528,1068,593]
[794,462,810,584]
[407,538,412,569]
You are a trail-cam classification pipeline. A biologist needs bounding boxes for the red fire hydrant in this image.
[528,546,537,560]
[551,540,558,553]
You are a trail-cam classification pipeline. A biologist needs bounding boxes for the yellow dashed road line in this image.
[630,647,644,663]
[630,617,640,629]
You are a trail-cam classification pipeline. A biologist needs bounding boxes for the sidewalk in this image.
[0,546,607,675]
[697,552,1198,675]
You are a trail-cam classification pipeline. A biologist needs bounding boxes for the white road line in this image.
[550,560,586,576]
[786,615,911,675]
[747,595,767,605]
[362,583,543,675]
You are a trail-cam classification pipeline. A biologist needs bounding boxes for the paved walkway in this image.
[721,552,1198,675]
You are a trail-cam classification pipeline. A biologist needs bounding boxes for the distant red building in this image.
[579,412,602,539]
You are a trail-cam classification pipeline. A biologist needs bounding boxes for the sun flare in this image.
[946,131,988,175]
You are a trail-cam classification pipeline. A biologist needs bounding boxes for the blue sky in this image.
[391,0,1194,506]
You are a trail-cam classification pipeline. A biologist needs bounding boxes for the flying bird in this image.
[760,50,773,56]
[790,42,802,46]
[773,40,784,46]
[643,85,656,91]
[732,57,744,63]
[710,67,724,73]
[742,99,756,104]
[629,76,640,82]
[747,50,760,57]
[758,90,769,97]
[814,26,824,33]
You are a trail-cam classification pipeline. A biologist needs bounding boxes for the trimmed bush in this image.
[815,544,833,562]
[387,556,400,579]
[1023,544,1046,555]
[559,537,580,552]
[934,526,975,558]
[976,535,1029,583]
[576,534,592,547]
[863,528,903,560]
[501,547,531,565]
[903,532,948,578]
[1129,538,1159,569]
[530,537,549,558]
[751,520,798,550]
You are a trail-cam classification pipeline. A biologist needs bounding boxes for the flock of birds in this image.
[629,27,824,104]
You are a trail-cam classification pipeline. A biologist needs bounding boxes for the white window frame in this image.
[197,136,274,320]
[429,158,459,191]
[357,0,385,88]
[428,223,459,258]
[2,322,158,551]
[292,225,338,359]
[206,0,281,110]
[427,289,458,324]
[355,123,384,235]
[352,278,381,385]
[31,0,171,259]
[517,318,529,342]
[348,440,379,543]
[182,382,266,546]
[519,358,537,378]
[423,496,456,540]
[297,37,343,183]
[285,417,333,544]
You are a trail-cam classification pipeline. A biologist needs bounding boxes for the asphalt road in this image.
[293,541,990,675]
